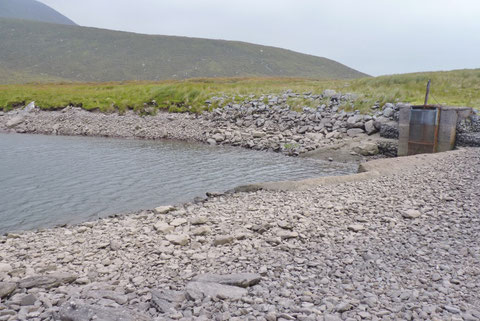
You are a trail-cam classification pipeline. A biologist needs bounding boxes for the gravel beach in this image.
[0,147,479,320]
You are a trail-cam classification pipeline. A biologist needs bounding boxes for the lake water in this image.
[0,133,356,233]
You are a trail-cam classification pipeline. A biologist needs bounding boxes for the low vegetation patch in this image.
[0,69,478,113]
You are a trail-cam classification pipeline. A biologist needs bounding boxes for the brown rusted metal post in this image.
[424,80,431,106]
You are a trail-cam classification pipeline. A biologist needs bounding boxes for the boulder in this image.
[0,282,16,299]
[212,133,225,142]
[364,120,377,135]
[297,126,309,134]
[256,118,265,127]
[20,294,37,306]
[151,289,185,314]
[383,107,395,118]
[373,116,390,130]
[0,263,12,273]
[346,128,365,137]
[352,142,379,156]
[322,89,337,97]
[6,116,24,128]
[346,115,364,128]
[305,132,324,142]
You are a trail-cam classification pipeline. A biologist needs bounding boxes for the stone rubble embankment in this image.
[1,90,479,157]
[0,90,405,158]
[0,148,479,320]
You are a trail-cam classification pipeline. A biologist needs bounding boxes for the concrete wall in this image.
[437,109,458,152]
[398,106,411,156]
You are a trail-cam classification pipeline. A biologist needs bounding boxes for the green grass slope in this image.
[0,18,367,84]
[0,64,70,84]
[0,69,478,113]
[0,0,76,25]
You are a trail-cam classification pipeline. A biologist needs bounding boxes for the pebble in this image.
[402,209,422,219]
[165,234,190,246]
[213,235,235,246]
[154,206,175,214]
[347,224,365,232]
[153,222,174,233]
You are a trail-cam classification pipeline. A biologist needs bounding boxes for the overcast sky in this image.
[38,0,480,76]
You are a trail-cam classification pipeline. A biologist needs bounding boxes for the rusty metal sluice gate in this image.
[397,80,474,156]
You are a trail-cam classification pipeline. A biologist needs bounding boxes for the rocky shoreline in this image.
[1,90,479,158]
[0,148,479,320]
[0,91,405,159]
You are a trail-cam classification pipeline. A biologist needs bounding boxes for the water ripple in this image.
[0,133,356,233]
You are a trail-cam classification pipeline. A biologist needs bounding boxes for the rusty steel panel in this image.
[407,107,440,155]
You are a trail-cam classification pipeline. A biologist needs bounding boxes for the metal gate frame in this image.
[407,105,441,155]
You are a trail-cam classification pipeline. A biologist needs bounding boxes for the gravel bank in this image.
[0,148,479,320]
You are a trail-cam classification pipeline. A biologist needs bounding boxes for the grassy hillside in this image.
[0,18,367,84]
[0,65,69,84]
[0,69,478,113]
[0,0,76,25]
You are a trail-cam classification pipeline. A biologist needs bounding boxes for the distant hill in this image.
[0,0,76,25]
[0,18,368,84]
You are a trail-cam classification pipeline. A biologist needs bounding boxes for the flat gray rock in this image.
[6,116,24,128]
[402,209,422,219]
[151,289,185,314]
[154,205,175,214]
[347,224,365,232]
[165,234,189,246]
[18,272,77,289]
[192,273,261,288]
[86,290,129,305]
[185,281,247,301]
[0,282,16,299]
[213,235,234,246]
[0,263,13,273]
[347,128,365,137]
[57,300,150,321]
[20,293,37,306]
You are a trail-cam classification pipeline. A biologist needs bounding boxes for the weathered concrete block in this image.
[437,109,458,152]
[397,106,411,156]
